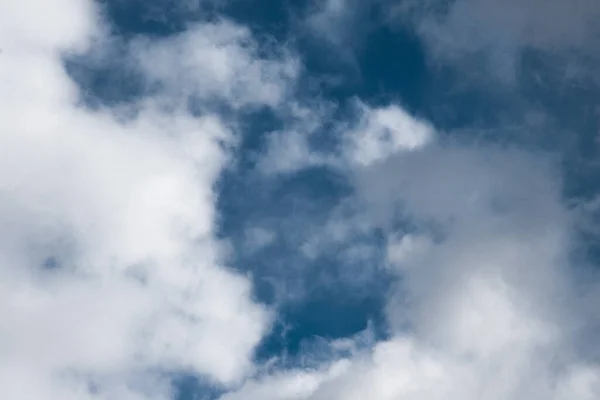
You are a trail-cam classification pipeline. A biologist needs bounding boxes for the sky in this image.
[2,0,600,399]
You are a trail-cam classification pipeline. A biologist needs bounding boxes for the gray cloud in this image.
[393,0,600,81]
[223,102,600,399]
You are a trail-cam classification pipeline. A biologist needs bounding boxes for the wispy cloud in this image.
[393,0,600,82]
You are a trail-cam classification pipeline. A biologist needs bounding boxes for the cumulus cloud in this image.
[221,102,600,399]
[344,100,434,166]
[220,2,600,399]
[4,1,600,400]
[0,1,301,398]
[132,21,299,109]
[257,99,433,174]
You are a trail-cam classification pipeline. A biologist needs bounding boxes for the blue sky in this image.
[2,0,600,399]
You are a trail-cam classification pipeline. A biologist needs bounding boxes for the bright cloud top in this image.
[0,1,297,398]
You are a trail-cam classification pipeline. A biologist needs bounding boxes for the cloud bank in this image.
[0,1,294,398]
[2,1,600,400]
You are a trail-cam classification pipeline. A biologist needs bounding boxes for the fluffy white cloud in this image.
[220,361,351,400]
[258,100,433,175]
[344,101,434,166]
[132,21,299,109]
[0,0,98,53]
[224,333,600,399]
[221,108,600,399]
[0,1,302,398]
[4,1,600,399]
[220,2,600,398]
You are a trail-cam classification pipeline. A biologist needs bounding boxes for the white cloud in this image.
[220,110,600,400]
[344,101,434,166]
[223,333,600,399]
[257,100,433,175]
[4,1,600,399]
[0,0,99,53]
[220,360,351,400]
[132,21,299,109]
[0,1,303,398]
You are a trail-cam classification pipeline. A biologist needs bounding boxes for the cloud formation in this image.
[0,1,299,398]
[223,107,600,399]
[132,21,298,109]
[3,1,600,400]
